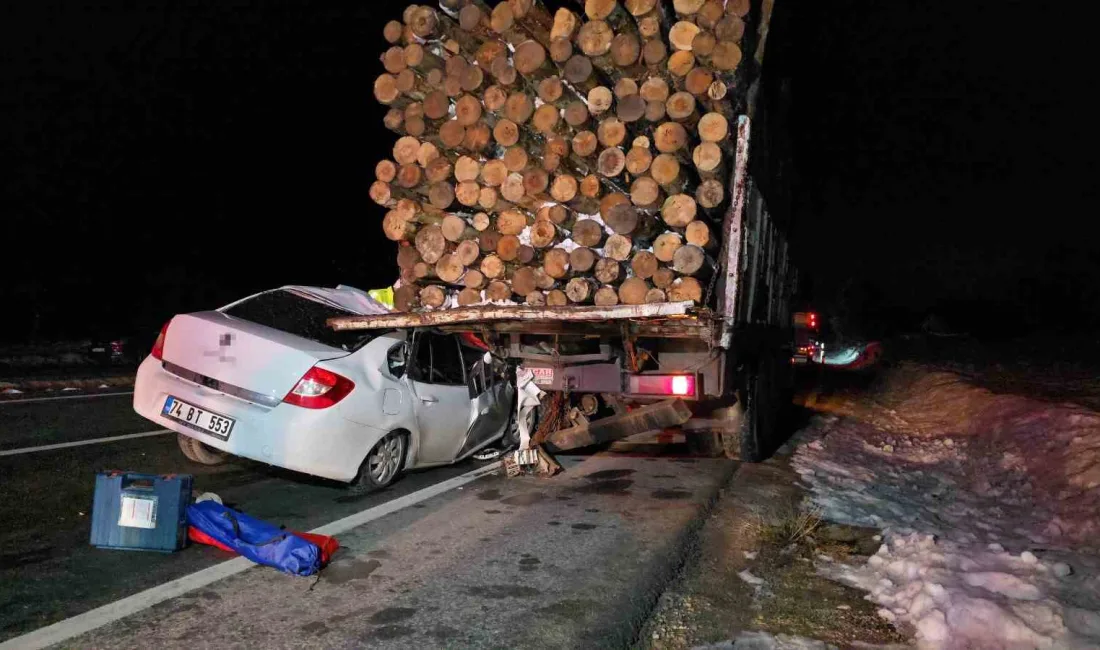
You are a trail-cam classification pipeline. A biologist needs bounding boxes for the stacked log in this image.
[372,0,750,310]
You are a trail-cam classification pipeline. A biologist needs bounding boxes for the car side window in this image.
[432,334,466,385]
[386,342,407,378]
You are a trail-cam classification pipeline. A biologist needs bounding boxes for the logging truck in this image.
[337,0,797,460]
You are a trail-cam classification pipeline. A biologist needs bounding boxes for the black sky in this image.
[2,0,1096,342]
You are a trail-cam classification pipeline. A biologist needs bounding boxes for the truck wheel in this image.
[177,433,229,466]
[740,358,777,462]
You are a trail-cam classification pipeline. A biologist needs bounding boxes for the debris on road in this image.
[793,364,1100,649]
[187,500,337,577]
[90,472,193,552]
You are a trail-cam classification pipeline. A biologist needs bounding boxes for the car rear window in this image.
[223,290,376,351]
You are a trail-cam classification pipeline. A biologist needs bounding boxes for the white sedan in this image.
[133,285,516,492]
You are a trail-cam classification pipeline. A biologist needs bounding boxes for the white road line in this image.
[0,430,172,457]
[0,391,134,406]
[0,462,500,650]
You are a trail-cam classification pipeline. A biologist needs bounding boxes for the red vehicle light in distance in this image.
[626,374,697,398]
[793,312,819,331]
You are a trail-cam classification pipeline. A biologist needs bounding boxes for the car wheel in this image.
[177,433,229,465]
[350,431,406,494]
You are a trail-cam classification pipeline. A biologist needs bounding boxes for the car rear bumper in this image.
[133,356,383,482]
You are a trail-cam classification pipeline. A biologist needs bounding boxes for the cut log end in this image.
[618,277,650,305]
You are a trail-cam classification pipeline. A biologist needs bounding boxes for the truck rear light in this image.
[283,366,355,409]
[151,319,172,360]
[626,374,697,398]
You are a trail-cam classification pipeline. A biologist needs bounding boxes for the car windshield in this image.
[222,289,377,352]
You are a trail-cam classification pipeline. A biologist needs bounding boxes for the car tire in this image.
[177,433,229,466]
[349,431,406,495]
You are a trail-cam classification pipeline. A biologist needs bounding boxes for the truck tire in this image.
[177,433,229,465]
[740,356,778,462]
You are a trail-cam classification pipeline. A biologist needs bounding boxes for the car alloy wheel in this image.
[367,432,405,486]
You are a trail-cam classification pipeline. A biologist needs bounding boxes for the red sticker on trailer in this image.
[530,367,554,386]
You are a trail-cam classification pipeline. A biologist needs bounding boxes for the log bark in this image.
[397,244,422,270]
[394,284,420,311]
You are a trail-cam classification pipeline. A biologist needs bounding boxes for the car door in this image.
[408,331,477,464]
[454,349,514,458]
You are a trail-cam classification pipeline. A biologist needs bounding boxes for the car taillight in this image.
[283,366,355,409]
[626,374,697,398]
[150,320,172,360]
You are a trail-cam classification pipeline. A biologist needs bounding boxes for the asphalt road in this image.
[0,395,490,642]
[0,393,738,649]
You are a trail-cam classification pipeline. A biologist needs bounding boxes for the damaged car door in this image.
[408,331,513,464]
[454,350,514,458]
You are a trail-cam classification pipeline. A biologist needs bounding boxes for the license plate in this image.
[162,396,235,439]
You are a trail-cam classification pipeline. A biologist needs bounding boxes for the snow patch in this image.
[794,365,1100,649]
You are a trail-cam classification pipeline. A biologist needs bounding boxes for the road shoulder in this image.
[641,450,908,649]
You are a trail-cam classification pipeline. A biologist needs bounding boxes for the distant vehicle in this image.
[133,285,517,493]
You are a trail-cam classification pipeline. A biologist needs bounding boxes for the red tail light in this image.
[151,320,172,360]
[283,366,355,409]
[626,374,697,398]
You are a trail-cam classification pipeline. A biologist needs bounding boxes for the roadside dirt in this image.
[639,455,908,649]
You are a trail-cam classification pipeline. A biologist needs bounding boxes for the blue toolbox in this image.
[90,471,193,552]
